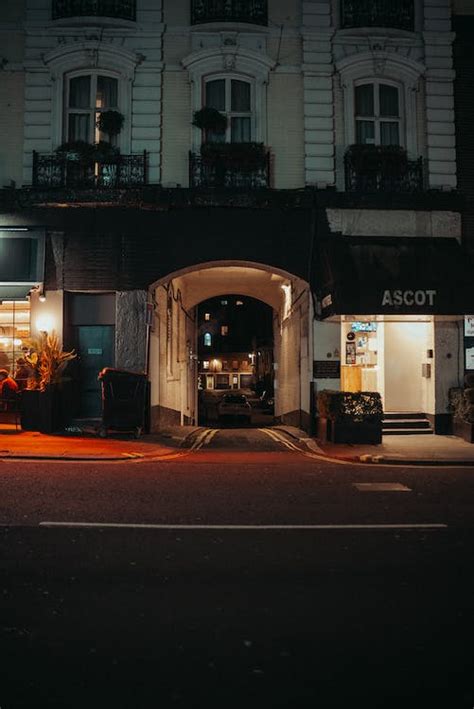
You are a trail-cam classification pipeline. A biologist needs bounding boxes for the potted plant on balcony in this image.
[316,390,383,444]
[55,140,96,162]
[96,110,125,142]
[20,332,76,434]
[192,107,228,135]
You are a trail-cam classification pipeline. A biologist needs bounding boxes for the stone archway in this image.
[147,261,313,432]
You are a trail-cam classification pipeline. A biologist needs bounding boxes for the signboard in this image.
[351,321,377,332]
[88,348,103,355]
[465,316,474,337]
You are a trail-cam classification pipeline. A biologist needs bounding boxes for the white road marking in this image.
[259,427,353,464]
[39,521,448,531]
[354,482,412,492]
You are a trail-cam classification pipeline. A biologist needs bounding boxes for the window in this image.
[204,333,212,347]
[203,360,210,369]
[221,325,228,336]
[205,78,253,143]
[204,312,210,321]
[355,82,401,146]
[220,299,228,305]
[66,73,119,144]
[235,300,243,306]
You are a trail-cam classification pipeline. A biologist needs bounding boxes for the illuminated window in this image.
[221,325,228,336]
[204,332,212,347]
[66,73,119,144]
[236,300,243,306]
[203,360,210,370]
[0,300,31,377]
[204,313,210,321]
[222,360,228,370]
[221,299,228,305]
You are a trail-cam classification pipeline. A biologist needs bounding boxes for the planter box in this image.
[317,416,382,444]
[20,390,41,431]
[452,418,474,443]
[20,385,72,433]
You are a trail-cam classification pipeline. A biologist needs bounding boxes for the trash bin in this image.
[98,367,148,438]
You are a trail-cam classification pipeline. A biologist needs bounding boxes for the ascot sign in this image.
[382,289,437,307]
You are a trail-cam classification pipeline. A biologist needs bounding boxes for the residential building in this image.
[0,0,472,433]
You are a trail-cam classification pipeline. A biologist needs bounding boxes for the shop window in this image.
[216,374,229,389]
[205,77,253,143]
[203,360,210,369]
[0,300,31,378]
[66,73,120,144]
[355,82,401,146]
[204,332,212,347]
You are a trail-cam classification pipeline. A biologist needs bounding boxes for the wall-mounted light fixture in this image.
[38,289,46,303]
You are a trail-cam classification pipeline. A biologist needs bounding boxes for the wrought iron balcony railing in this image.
[341,0,414,31]
[344,149,423,193]
[191,0,267,26]
[32,151,147,188]
[52,0,136,21]
[189,147,270,188]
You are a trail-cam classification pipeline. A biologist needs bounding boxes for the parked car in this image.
[217,393,252,424]
[259,391,274,414]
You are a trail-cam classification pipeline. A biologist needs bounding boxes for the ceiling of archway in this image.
[170,265,295,310]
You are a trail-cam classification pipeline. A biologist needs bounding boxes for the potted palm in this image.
[21,332,76,433]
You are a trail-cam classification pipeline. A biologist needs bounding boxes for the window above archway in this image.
[205,76,253,143]
[354,81,402,147]
[66,73,120,144]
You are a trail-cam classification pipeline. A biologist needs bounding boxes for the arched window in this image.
[204,332,212,347]
[354,81,401,146]
[205,77,253,143]
[66,72,120,144]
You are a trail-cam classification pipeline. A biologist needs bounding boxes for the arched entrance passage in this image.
[148,261,312,431]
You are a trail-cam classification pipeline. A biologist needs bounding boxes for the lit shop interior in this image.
[340,316,436,413]
[0,300,31,374]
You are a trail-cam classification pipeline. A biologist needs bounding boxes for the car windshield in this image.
[222,395,247,404]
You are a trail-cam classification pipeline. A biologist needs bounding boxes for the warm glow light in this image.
[281,283,292,320]
[36,314,54,333]
[13,339,22,347]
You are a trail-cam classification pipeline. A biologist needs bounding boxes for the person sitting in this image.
[0,369,19,412]
[14,358,30,391]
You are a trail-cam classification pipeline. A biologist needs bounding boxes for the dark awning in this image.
[317,236,474,317]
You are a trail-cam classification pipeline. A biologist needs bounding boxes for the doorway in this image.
[75,325,115,417]
[384,321,428,412]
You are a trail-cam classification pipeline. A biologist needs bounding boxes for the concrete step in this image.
[383,428,434,435]
[383,419,432,429]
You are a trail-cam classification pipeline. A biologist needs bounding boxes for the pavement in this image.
[0,419,473,465]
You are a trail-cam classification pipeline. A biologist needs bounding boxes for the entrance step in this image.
[382,412,433,436]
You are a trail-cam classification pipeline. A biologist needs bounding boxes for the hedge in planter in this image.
[449,375,474,443]
[316,390,383,444]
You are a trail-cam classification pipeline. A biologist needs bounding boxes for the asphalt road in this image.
[1,427,474,708]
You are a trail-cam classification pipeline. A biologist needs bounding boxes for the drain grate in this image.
[354,482,411,492]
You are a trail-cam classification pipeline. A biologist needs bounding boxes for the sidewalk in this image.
[0,423,200,460]
[1,422,473,465]
[277,426,474,466]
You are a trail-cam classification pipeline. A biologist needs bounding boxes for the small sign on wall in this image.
[88,348,103,355]
[466,347,474,371]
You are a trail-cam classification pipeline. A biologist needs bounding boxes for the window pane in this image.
[380,121,400,145]
[231,117,251,143]
[96,76,118,109]
[69,76,91,108]
[355,84,374,117]
[379,84,399,117]
[231,80,251,111]
[355,120,375,144]
[68,113,90,142]
[206,80,225,111]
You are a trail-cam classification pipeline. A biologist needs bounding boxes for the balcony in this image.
[341,0,414,31]
[189,144,270,188]
[191,0,267,26]
[344,146,423,193]
[32,151,147,188]
[52,0,136,21]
